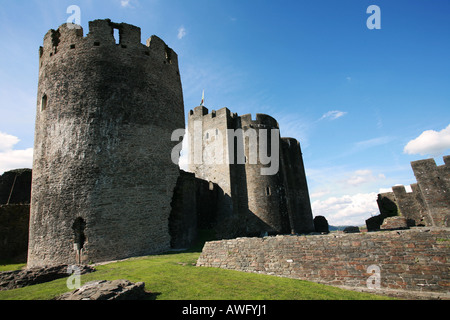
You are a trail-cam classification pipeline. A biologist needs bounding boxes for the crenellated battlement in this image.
[39,19,178,68]
[188,106,235,120]
[240,113,279,129]
[375,155,449,229]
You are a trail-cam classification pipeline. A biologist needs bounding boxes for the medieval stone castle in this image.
[19,19,315,267]
[0,20,448,298]
[0,21,448,298]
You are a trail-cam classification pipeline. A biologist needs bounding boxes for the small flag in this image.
[200,90,205,106]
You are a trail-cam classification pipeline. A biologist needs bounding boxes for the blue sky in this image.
[0,0,449,226]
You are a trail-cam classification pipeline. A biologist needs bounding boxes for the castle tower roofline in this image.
[240,113,279,129]
[40,19,178,68]
[281,137,301,149]
[189,106,234,118]
[281,137,299,143]
[189,106,209,117]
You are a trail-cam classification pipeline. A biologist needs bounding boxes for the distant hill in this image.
[329,225,364,231]
[329,225,347,231]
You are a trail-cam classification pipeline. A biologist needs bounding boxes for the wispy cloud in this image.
[177,26,187,39]
[319,110,347,121]
[121,0,132,7]
[273,112,311,148]
[404,124,450,157]
[354,136,393,150]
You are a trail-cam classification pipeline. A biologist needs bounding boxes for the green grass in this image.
[0,251,393,300]
[0,262,25,272]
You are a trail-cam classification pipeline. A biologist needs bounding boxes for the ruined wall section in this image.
[280,138,315,234]
[373,156,449,230]
[411,157,450,227]
[392,186,423,223]
[29,20,185,267]
[197,228,450,297]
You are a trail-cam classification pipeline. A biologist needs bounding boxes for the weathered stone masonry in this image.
[28,20,185,267]
[197,228,450,296]
[373,155,450,230]
[188,106,315,239]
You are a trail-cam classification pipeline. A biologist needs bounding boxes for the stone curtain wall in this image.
[0,205,30,260]
[197,228,450,296]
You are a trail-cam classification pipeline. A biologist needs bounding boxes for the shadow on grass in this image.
[164,229,218,255]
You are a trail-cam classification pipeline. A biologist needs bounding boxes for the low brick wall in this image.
[197,227,450,298]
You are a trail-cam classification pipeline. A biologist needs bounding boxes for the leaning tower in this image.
[28,20,185,267]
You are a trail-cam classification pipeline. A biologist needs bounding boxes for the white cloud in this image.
[345,169,385,187]
[121,0,132,7]
[404,124,450,157]
[0,132,20,152]
[0,132,33,174]
[312,192,379,226]
[177,26,187,40]
[319,110,347,121]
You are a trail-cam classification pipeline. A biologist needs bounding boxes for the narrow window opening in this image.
[94,41,100,46]
[165,46,172,64]
[266,187,271,196]
[216,129,219,136]
[40,94,48,112]
[70,44,76,49]
[113,28,120,44]
[72,217,86,251]
[206,132,209,140]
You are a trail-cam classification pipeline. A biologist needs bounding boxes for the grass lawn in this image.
[0,251,393,300]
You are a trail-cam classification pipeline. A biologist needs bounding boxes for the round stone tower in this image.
[28,20,185,267]
[240,114,290,235]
